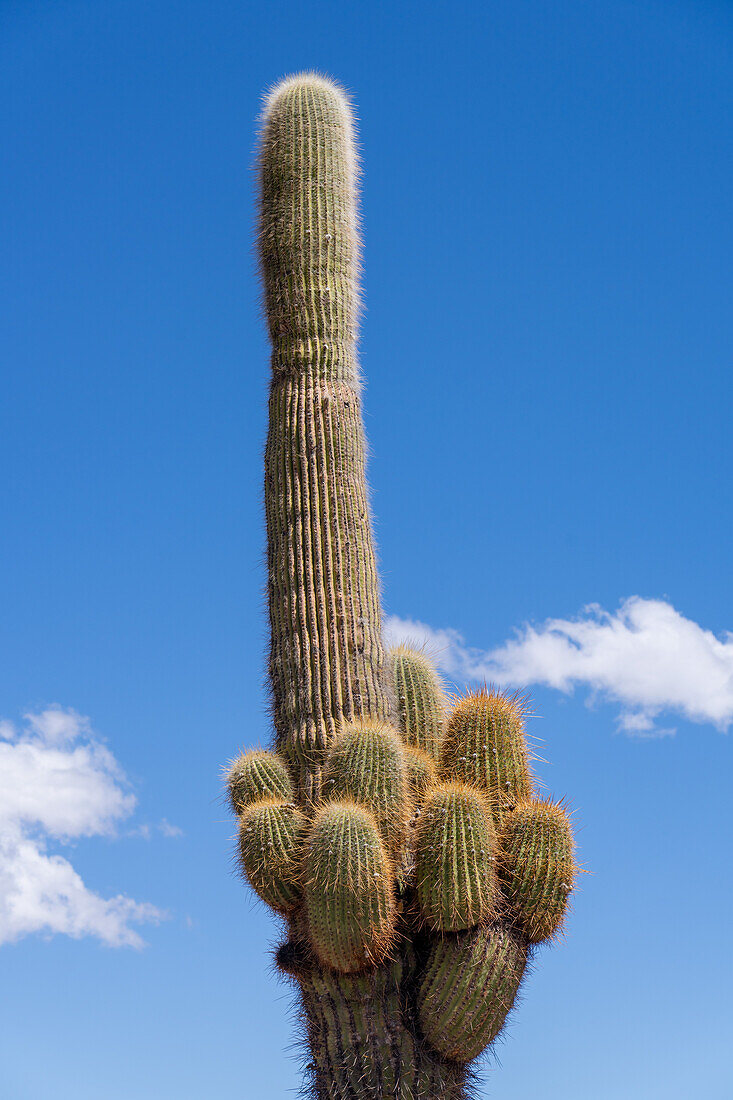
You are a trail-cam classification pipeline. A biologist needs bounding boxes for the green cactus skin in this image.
[238,800,306,914]
[441,688,533,824]
[391,646,447,758]
[304,801,396,973]
[402,744,438,802]
[226,71,577,1098]
[415,782,497,932]
[261,74,389,806]
[323,722,409,851]
[417,925,528,1062]
[226,749,293,814]
[499,799,576,943]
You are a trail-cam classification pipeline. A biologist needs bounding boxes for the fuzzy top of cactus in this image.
[226,749,293,814]
[498,798,576,943]
[323,721,409,850]
[304,800,396,972]
[258,72,361,385]
[391,646,447,758]
[442,688,533,823]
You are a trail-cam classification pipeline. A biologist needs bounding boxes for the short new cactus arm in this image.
[391,647,447,757]
[225,72,578,1100]
[499,798,576,943]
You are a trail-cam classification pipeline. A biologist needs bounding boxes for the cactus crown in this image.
[258,72,361,385]
[225,73,577,1097]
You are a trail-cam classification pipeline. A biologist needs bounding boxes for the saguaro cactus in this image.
[226,72,576,1099]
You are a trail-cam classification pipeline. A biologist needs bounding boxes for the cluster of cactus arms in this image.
[226,73,576,1099]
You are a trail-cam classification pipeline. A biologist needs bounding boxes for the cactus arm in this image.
[498,798,577,943]
[304,800,396,972]
[418,925,528,1062]
[238,800,306,913]
[441,688,533,825]
[324,721,410,851]
[415,782,498,932]
[390,646,447,758]
[226,749,294,812]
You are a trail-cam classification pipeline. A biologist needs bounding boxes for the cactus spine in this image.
[225,72,577,1098]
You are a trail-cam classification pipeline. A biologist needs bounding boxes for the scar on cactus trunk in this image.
[225,72,577,1099]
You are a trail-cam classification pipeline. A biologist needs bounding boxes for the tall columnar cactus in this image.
[226,73,577,1099]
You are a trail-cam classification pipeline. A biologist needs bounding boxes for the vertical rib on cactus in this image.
[403,744,438,802]
[261,74,389,803]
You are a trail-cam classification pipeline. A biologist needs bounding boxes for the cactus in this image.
[415,782,497,932]
[441,689,534,824]
[391,647,447,757]
[304,800,397,972]
[225,72,577,1098]
[238,799,306,914]
[227,748,293,812]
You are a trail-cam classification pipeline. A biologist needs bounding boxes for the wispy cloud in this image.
[129,819,184,841]
[385,597,733,737]
[0,707,167,947]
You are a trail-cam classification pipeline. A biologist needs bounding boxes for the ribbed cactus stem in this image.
[261,75,389,803]
[226,749,293,813]
[304,800,396,973]
[418,924,528,1062]
[499,799,576,943]
[416,782,498,932]
[238,800,306,914]
[323,722,409,851]
[441,688,533,824]
[391,647,447,758]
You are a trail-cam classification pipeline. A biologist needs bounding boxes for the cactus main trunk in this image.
[261,75,389,805]
[284,943,468,1100]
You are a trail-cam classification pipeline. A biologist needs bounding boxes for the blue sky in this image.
[2,1,732,1097]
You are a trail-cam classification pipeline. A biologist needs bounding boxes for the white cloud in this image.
[0,707,167,947]
[385,597,733,736]
[128,819,184,841]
